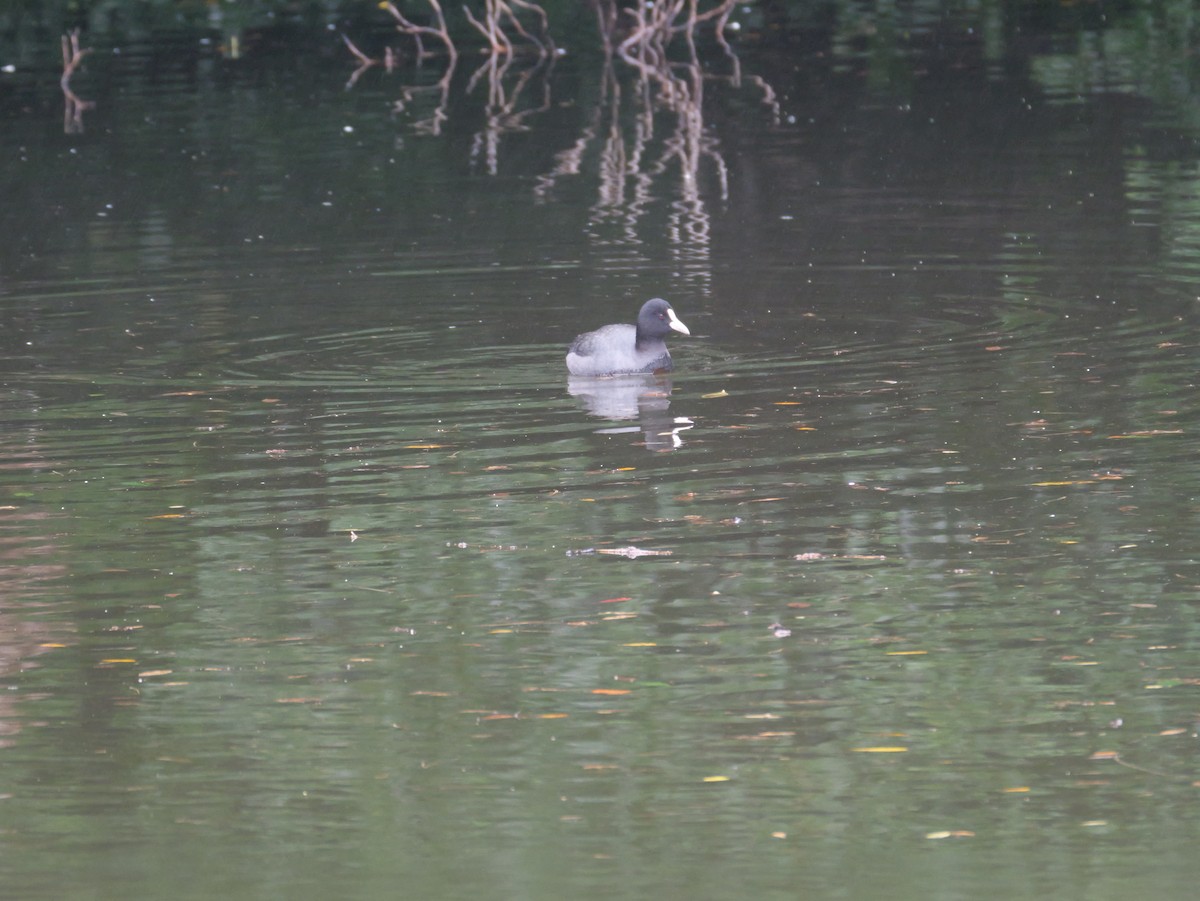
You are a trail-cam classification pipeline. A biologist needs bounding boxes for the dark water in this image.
[2,20,1200,900]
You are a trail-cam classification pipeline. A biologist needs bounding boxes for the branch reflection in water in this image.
[468,51,553,173]
[60,28,94,134]
[567,373,694,451]
[346,1,778,292]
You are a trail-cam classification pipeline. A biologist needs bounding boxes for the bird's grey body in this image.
[565,299,690,377]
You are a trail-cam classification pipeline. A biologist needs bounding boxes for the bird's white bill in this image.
[667,308,690,335]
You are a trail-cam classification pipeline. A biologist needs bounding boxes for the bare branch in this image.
[383,0,458,65]
[341,33,375,66]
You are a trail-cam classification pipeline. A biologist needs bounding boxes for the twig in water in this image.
[341,33,377,89]
[383,0,458,66]
[60,29,94,134]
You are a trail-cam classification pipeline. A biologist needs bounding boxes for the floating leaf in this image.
[591,688,632,696]
[851,746,908,753]
[702,390,729,399]
[885,650,927,656]
[702,775,731,783]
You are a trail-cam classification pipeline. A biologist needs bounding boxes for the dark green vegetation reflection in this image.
[2,3,1200,900]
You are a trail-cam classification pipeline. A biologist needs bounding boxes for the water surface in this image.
[2,19,1200,901]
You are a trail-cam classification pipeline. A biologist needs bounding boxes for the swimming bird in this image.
[565,298,690,376]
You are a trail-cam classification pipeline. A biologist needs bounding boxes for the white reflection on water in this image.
[568,372,694,450]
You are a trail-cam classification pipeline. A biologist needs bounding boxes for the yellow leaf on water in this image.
[623,642,657,647]
[885,650,927,656]
[591,688,631,696]
[702,390,729,399]
[851,746,908,753]
[1002,786,1031,793]
[702,775,731,783]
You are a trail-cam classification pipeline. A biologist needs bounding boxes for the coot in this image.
[565,298,690,376]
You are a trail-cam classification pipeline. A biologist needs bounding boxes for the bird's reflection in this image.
[567,372,693,451]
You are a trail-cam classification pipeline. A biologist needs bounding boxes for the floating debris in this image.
[568,546,673,558]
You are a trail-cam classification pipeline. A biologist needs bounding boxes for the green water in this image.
[2,17,1200,901]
